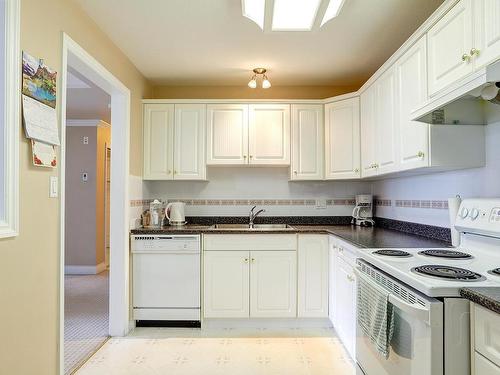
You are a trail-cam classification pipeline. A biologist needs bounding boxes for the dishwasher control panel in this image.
[131,235,200,252]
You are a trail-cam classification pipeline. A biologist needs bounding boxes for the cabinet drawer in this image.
[204,234,297,251]
[475,304,500,366]
[475,352,500,375]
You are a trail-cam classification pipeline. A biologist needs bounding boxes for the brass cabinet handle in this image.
[470,48,480,57]
[294,171,298,175]
[462,53,471,62]
[244,258,249,263]
[354,168,359,173]
[167,170,172,174]
[251,258,256,263]
[243,155,247,159]
[249,155,253,160]
[417,151,425,158]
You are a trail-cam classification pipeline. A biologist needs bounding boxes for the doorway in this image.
[60,34,131,374]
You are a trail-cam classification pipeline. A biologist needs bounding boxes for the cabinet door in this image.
[360,87,377,178]
[173,104,206,180]
[298,235,329,318]
[328,239,337,326]
[427,0,473,96]
[396,36,430,171]
[204,251,250,318]
[335,254,356,360]
[206,104,248,165]
[375,66,399,175]
[473,0,500,70]
[290,104,323,180]
[248,104,290,165]
[250,251,297,318]
[143,104,174,180]
[325,98,361,180]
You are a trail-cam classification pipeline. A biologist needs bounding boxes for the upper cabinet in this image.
[473,0,500,70]
[290,104,324,180]
[324,98,360,180]
[207,104,248,165]
[360,86,377,178]
[427,0,474,96]
[248,104,291,165]
[396,36,430,171]
[143,103,206,180]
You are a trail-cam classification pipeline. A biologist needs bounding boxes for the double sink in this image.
[209,223,295,231]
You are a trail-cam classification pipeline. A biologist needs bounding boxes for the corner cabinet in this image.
[248,104,291,165]
[290,104,324,180]
[143,103,206,180]
[324,98,361,179]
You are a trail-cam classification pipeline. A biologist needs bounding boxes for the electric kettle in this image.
[165,201,186,225]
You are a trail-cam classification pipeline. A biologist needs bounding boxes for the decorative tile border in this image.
[374,199,392,207]
[393,199,448,210]
[129,198,356,207]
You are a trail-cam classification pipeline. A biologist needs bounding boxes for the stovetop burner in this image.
[489,268,500,276]
[373,249,412,257]
[412,265,484,281]
[419,249,472,259]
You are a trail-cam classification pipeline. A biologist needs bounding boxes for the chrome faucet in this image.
[249,206,266,227]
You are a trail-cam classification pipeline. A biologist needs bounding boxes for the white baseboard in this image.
[65,262,106,275]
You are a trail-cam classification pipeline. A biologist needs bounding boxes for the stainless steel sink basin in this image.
[210,223,294,230]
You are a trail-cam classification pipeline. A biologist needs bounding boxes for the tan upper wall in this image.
[151,85,361,100]
[0,0,151,374]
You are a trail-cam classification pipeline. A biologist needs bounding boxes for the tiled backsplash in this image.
[130,198,356,207]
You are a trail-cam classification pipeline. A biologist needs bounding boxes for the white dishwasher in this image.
[131,234,201,323]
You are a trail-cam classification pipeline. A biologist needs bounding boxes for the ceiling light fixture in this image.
[242,0,346,31]
[248,68,271,89]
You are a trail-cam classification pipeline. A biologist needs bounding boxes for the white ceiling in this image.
[74,0,444,87]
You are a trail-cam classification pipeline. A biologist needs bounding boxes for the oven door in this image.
[355,264,444,375]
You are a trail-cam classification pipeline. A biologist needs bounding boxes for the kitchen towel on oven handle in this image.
[356,270,395,359]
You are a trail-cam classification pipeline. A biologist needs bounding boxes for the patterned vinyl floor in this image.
[65,270,109,374]
[76,326,355,375]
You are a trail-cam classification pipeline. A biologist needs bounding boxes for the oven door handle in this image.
[388,294,430,325]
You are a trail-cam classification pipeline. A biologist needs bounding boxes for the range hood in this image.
[412,59,500,125]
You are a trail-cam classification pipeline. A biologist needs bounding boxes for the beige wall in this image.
[95,125,110,266]
[151,85,360,99]
[0,0,151,373]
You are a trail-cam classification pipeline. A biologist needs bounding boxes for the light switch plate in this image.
[82,172,88,182]
[49,176,58,198]
[83,136,89,145]
[316,199,327,209]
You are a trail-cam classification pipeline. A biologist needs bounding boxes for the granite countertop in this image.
[460,288,500,315]
[131,224,450,249]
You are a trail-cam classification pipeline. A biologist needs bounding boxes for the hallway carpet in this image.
[65,270,109,374]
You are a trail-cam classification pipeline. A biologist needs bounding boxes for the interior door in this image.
[248,104,290,165]
[473,0,500,70]
[427,0,473,96]
[375,66,399,175]
[360,86,377,178]
[250,251,297,318]
[143,103,174,180]
[204,251,250,318]
[206,104,249,165]
[173,104,206,180]
[396,36,430,171]
[324,98,361,180]
[290,104,323,180]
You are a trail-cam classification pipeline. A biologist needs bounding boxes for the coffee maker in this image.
[352,194,375,226]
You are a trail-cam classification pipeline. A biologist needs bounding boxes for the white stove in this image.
[355,198,500,375]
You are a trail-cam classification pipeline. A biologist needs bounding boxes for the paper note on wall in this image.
[22,94,60,146]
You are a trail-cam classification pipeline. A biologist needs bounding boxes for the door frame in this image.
[59,33,131,374]
[104,142,111,268]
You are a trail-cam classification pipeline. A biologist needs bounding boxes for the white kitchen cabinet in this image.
[174,104,206,180]
[427,0,474,96]
[248,104,290,165]
[360,86,377,178]
[396,36,430,171]
[206,104,249,165]
[297,235,329,318]
[471,303,500,374]
[250,251,297,318]
[324,98,361,180]
[290,104,323,180]
[473,0,500,70]
[375,66,399,175]
[328,237,337,326]
[143,104,174,180]
[203,251,250,318]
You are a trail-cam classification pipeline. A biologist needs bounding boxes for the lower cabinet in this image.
[204,249,297,318]
[472,303,500,374]
[298,235,329,317]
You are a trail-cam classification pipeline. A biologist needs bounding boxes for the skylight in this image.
[241,0,346,31]
[272,0,322,31]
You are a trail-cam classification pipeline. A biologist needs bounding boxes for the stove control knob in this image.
[470,208,480,220]
[459,207,469,219]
